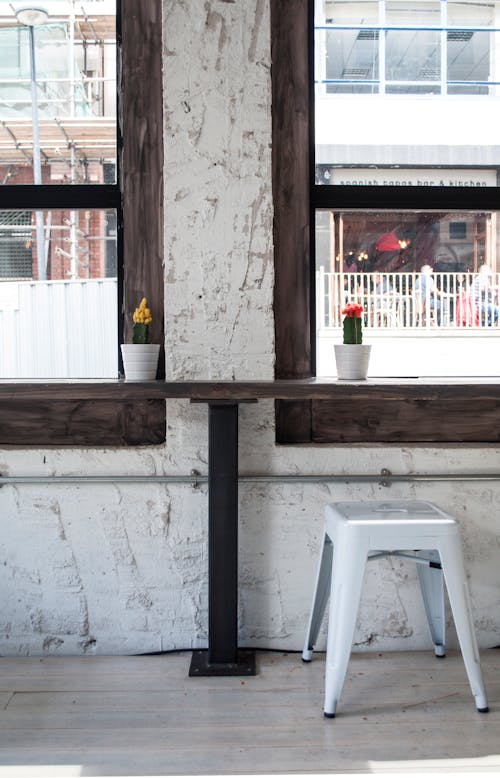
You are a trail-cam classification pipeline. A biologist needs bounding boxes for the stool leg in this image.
[302,534,333,662]
[438,533,489,712]
[416,550,446,657]
[323,537,367,718]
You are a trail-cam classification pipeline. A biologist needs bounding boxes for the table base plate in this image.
[188,649,256,677]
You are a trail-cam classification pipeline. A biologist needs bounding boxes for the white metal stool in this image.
[302,500,489,718]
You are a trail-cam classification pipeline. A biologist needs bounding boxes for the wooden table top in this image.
[0,377,499,401]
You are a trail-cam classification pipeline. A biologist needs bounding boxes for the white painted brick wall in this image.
[0,0,498,657]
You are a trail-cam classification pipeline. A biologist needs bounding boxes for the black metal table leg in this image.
[189,401,256,677]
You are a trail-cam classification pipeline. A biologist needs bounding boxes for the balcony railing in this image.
[316,269,500,331]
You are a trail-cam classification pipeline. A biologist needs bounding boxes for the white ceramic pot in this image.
[334,344,371,380]
[121,344,160,380]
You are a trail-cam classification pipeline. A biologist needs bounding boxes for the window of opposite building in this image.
[316,0,498,96]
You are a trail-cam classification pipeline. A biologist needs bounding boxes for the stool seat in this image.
[302,500,488,718]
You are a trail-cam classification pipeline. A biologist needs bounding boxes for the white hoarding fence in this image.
[0,278,118,378]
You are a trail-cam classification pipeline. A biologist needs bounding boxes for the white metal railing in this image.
[316,270,500,331]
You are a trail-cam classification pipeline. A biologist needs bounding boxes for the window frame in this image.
[0,0,165,447]
[272,0,500,444]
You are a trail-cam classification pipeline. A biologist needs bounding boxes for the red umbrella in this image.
[375,232,400,252]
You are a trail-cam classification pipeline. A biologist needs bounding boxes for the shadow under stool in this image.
[302,500,489,718]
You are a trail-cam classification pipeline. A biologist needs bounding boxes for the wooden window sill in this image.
[1,378,499,445]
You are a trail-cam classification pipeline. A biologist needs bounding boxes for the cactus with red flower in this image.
[342,303,364,344]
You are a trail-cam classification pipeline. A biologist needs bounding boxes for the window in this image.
[0,2,118,377]
[0,1,165,445]
[449,221,467,240]
[314,0,500,379]
[0,211,32,278]
[272,0,500,443]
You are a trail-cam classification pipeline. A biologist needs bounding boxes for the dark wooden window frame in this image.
[0,0,165,446]
[272,0,500,445]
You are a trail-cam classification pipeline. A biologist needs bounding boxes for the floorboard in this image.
[0,649,498,776]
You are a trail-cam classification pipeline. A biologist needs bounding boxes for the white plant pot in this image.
[121,344,160,380]
[334,344,371,380]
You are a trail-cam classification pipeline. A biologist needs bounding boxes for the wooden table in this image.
[2,377,500,675]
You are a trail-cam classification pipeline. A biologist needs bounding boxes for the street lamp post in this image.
[15,6,49,281]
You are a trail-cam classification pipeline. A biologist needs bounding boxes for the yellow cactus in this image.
[132,297,152,343]
[133,297,152,324]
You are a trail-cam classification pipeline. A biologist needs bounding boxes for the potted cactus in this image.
[121,297,160,380]
[334,302,371,380]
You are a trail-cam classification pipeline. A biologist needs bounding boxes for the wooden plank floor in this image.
[0,649,498,776]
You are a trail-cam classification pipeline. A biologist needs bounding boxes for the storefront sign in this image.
[328,169,497,187]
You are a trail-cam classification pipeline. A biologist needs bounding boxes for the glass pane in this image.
[323,29,379,93]
[0,2,116,184]
[448,1,496,28]
[315,209,500,377]
[447,31,490,92]
[0,208,117,378]
[385,84,441,93]
[385,30,441,84]
[323,0,378,25]
[386,1,441,25]
[315,0,500,185]
[317,1,379,93]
